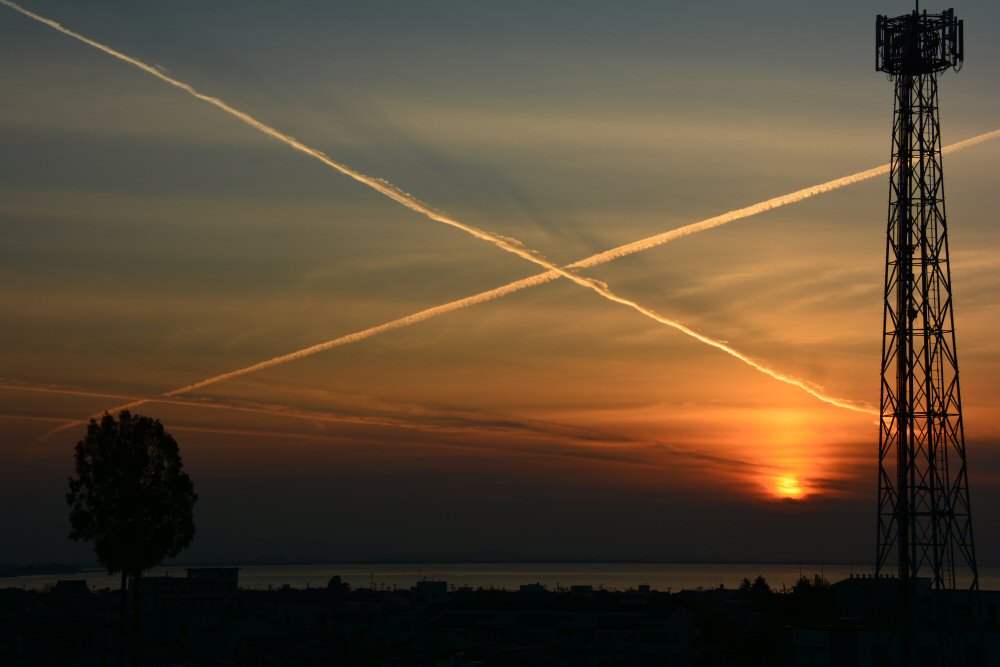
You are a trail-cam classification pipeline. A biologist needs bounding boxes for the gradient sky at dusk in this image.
[2,1,999,566]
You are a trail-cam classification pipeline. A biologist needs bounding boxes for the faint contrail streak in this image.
[10,411,764,474]
[0,380,422,431]
[12,0,995,435]
[3,378,579,437]
[5,380,772,472]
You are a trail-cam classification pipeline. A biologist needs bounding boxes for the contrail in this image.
[57,127,1000,430]
[37,276,558,437]
[0,379,135,402]
[7,0,768,431]
[568,128,1000,269]
[0,379,418,431]
[38,125,999,438]
[4,377,580,438]
[0,1,603,295]
[0,379,409,429]
[42,266,874,440]
[12,1,994,434]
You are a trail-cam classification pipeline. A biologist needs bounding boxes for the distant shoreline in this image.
[3,562,994,593]
[0,563,83,578]
[0,558,957,575]
[118,558,877,567]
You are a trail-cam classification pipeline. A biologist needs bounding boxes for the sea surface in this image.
[4,562,999,592]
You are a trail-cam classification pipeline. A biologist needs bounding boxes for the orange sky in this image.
[1,0,999,565]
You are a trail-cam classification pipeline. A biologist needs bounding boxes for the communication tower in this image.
[874,6,977,590]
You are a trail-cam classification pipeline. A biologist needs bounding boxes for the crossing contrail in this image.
[8,0,786,429]
[37,124,999,440]
[55,126,1000,432]
[12,0,996,436]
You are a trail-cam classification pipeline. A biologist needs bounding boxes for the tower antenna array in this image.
[874,6,976,591]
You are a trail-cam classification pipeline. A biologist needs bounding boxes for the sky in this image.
[1,0,999,568]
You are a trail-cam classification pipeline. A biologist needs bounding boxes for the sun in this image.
[775,475,805,500]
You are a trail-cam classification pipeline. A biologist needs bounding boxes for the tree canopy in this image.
[66,411,197,575]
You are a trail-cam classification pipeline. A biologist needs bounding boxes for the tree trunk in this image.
[118,569,127,667]
[130,571,142,667]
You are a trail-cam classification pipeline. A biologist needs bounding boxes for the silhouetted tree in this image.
[327,575,351,598]
[791,574,837,623]
[740,575,775,615]
[749,575,772,598]
[66,411,197,666]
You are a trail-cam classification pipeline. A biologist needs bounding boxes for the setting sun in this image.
[775,476,805,500]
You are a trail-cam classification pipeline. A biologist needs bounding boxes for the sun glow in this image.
[775,475,805,500]
[742,409,842,501]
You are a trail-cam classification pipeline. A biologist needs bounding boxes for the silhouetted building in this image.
[141,566,239,613]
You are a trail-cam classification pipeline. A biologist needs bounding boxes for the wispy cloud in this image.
[3,377,784,482]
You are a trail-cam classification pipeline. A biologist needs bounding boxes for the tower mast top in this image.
[876,7,962,77]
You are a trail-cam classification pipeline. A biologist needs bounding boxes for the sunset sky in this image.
[2,0,999,567]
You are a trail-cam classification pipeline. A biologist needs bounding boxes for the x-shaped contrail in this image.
[5,1,997,439]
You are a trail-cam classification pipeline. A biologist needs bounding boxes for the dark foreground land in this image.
[2,568,999,666]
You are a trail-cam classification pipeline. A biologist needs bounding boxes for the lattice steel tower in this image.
[874,6,977,591]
